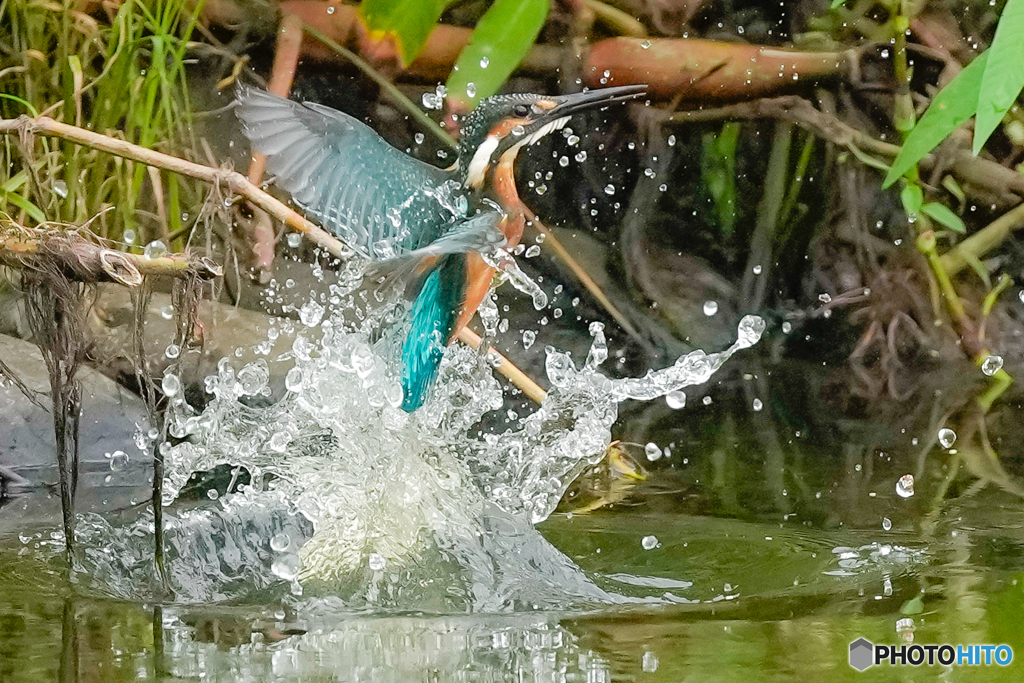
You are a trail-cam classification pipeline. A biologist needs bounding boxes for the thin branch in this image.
[939,201,1024,277]
[0,115,548,404]
[0,115,354,260]
[457,326,547,404]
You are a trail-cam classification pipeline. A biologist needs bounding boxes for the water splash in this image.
[73,269,764,610]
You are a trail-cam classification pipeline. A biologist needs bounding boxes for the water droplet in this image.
[270,532,291,552]
[286,233,302,248]
[644,167,656,178]
[702,396,712,405]
[667,135,676,146]
[752,264,762,275]
[206,488,219,500]
[567,134,580,146]
[896,474,915,498]
[644,443,662,461]
[818,293,832,303]
[161,373,181,397]
[144,240,167,259]
[326,5,335,13]
[123,229,136,244]
[479,56,489,68]
[752,398,763,411]
[666,390,686,409]
[882,517,892,531]
[237,360,270,395]
[109,450,128,471]
[368,553,386,571]
[414,132,425,144]
[525,245,541,258]
[1018,289,1024,304]
[164,344,180,359]
[604,184,616,195]
[271,553,301,580]
[522,330,536,349]
[512,124,525,137]
[299,300,325,327]
[938,428,956,448]
[641,535,659,550]
[534,184,548,196]
[558,156,570,167]
[421,91,443,110]
[466,82,477,98]
[982,355,1004,376]
[640,39,652,49]
[703,301,719,316]
[575,150,587,162]
[642,651,658,672]
[782,321,792,333]
[285,367,304,392]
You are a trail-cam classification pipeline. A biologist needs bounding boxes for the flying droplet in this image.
[642,651,658,672]
[666,390,686,409]
[981,355,1004,376]
[575,151,587,162]
[466,82,477,98]
[882,517,892,531]
[286,233,302,248]
[896,474,915,498]
[644,442,662,461]
[559,156,569,167]
[752,264,763,275]
[703,301,719,316]
[818,293,832,303]
[667,135,676,147]
[414,132,425,144]
[123,229,136,245]
[270,533,291,552]
[271,553,301,580]
[164,344,180,359]
[702,396,712,405]
[525,245,541,258]
[938,428,956,448]
[368,553,386,571]
[641,535,659,550]
[752,398,763,411]
[161,373,181,397]
[285,367,304,392]
[108,450,128,472]
[640,39,652,49]
[522,330,537,349]
[479,56,489,68]
[604,184,616,195]
[144,240,167,259]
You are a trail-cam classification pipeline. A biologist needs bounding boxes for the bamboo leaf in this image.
[883,53,988,188]
[921,201,966,233]
[900,183,923,215]
[2,192,47,224]
[446,0,549,108]
[974,0,1024,154]
[359,0,453,66]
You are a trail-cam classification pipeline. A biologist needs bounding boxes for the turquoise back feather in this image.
[401,255,467,412]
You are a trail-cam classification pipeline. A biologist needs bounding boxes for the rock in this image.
[0,334,152,486]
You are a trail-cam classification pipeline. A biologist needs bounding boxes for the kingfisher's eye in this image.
[512,104,530,118]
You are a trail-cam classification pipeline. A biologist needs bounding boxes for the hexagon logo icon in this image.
[849,638,874,671]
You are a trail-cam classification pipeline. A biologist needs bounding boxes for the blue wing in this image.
[235,85,469,260]
[401,254,466,412]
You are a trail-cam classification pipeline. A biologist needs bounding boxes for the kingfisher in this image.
[236,83,645,411]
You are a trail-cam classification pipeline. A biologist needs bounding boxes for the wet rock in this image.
[0,334,151,484]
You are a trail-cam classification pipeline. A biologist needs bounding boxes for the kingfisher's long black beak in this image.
[545,84,648,121]
[493,84,647,161]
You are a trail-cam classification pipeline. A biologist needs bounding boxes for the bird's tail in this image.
[400,254,466,412]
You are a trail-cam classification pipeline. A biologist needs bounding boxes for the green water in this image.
[3,421,1024,681]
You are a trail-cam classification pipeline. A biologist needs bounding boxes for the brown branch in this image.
[0,115,548,404]
[0,226,221,284]
[0,115,353,260]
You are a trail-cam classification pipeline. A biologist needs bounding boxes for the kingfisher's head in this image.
[455,85,647,190]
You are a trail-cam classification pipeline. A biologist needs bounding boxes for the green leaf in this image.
[1,192,47,224]
[974,0,1024,154]
[883,53,988,188]
[900,183,923,215]
[921,201,966,233]
[446,0,549,108]
[0,171,29,194]
[359,0,454,66]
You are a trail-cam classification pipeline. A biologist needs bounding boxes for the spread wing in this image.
[235,85,468,260]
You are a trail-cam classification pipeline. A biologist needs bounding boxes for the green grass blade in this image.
[883,53,988,188]
[359,0,453,66]
[921,202,966,233]
[974,0,1024,154]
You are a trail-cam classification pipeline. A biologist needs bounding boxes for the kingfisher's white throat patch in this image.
[466,134,500,189]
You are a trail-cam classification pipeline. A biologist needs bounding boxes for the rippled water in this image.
[3,265,1024,681]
